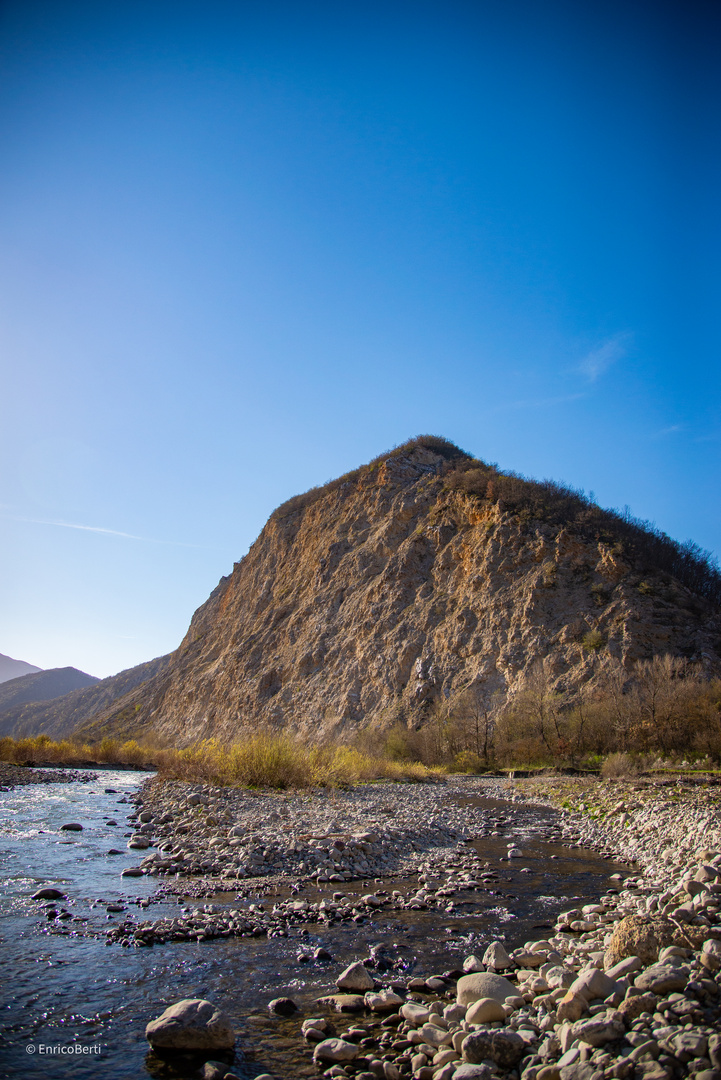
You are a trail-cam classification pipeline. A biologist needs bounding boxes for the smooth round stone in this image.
[466,997,507,1024]
[456,972,517,1006]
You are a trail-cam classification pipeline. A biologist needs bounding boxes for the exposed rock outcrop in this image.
[9,438,720,745]
[77,439,720,746]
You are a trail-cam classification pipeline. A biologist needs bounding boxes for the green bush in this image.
[582,629,605,651]
[450,750,485,773]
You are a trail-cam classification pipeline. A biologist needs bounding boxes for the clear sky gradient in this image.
[1,0,719,678]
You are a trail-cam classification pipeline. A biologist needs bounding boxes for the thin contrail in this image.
[4,515,201,547]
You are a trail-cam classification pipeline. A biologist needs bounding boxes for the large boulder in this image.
[456,972,517,1006]
[603,916,690,969]
[633,963,689,994]
[145,999,234,1051]
[462,1027,527,1068]
[466,998,507,1025]
[568,967,618,1001]
[313,1038,359,1063]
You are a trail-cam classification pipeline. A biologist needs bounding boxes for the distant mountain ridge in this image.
[6,436,721,746]
[0,653,41,684]
[0,654,172,739]
[0,667,99,713]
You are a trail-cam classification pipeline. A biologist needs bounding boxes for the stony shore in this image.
[109,775,528,943]
[135,774,721,1080]
[0,761,96,788]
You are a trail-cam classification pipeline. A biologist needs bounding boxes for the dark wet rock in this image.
[60,823,83,831]
[200,1063,232,1080]
[268,997,298,1016]
[31,887,66,900]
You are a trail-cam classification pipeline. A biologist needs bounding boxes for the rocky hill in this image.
[63,436,719,747]
[0,652,41,684]
[0,654,171,740]
[0,666,98,714]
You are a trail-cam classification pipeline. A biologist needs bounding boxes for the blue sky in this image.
[1,0,719,678]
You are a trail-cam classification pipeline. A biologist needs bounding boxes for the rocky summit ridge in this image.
[64,436,720,747]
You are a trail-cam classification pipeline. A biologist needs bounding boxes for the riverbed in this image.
[0,772,631,1080]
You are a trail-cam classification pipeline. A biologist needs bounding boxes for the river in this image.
[0,771,629,1079]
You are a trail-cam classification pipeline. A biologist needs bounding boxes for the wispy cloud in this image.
[652,424,684,438]
[578,331,632,382]
[4,515,201,547]
[494,392,586,413]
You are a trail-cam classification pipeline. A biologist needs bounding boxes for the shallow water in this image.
[0,773,629,1080]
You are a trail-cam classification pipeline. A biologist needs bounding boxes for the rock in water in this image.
[60,823,83,831]
[145,998,235,1050]
[31,887,66,900]
[268,997,298,1016]
[336,960,374,991]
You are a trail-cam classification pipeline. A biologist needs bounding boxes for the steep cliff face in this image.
[79,441,720,746]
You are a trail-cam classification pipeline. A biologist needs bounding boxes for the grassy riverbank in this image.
[0,733,437,788]
[1,731,718,790]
